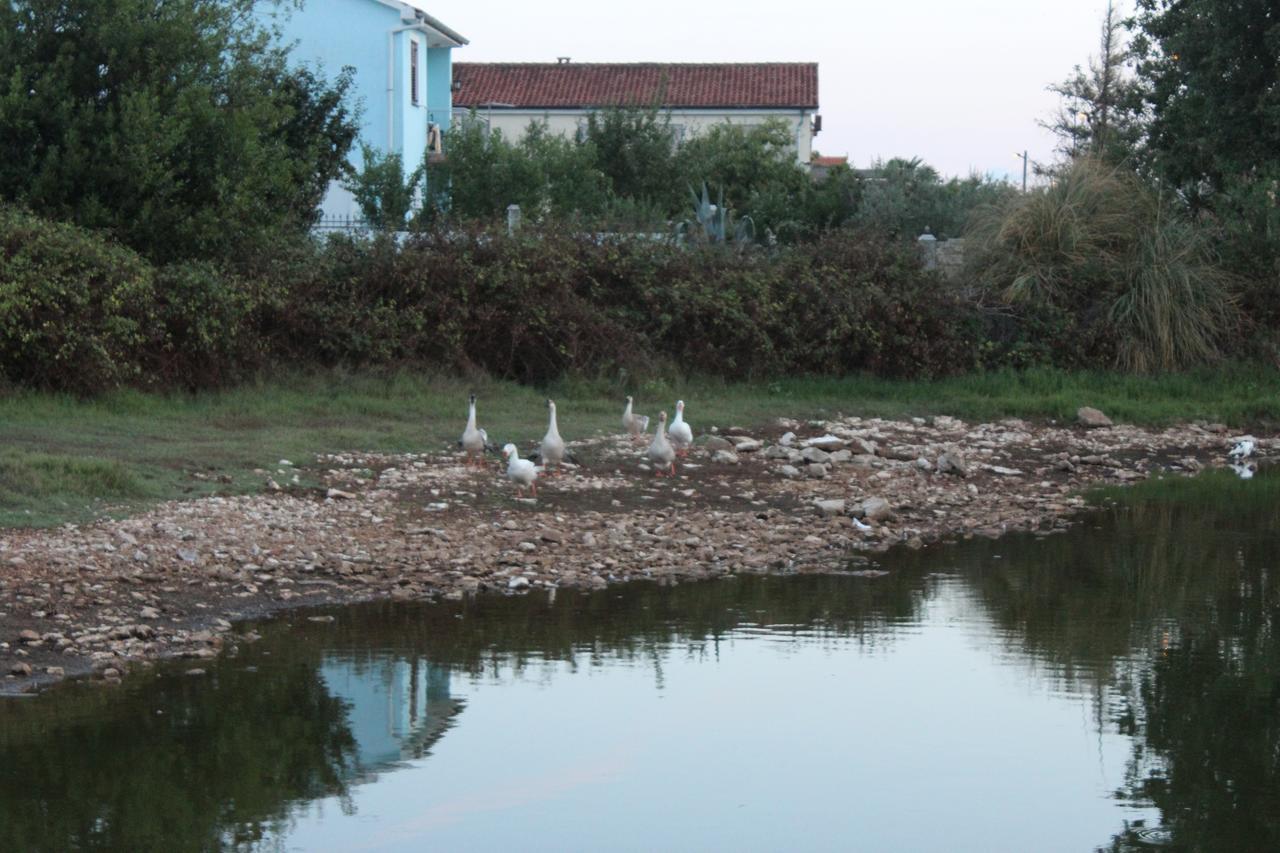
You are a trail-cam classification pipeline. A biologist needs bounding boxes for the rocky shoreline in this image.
[2,410,1270,695]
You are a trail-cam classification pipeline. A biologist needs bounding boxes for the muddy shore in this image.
[2,412,1270,694]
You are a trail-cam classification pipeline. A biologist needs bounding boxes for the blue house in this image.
[260,0,468,221]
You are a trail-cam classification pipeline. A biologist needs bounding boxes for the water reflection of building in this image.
[319,657,464,780]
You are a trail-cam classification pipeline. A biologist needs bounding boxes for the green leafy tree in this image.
[0,0,357,262]
[1130,0,1280,200]
[675,120,810,235]
[586,105,681,209]
[1129,0,1280,314]
[345,145,424,230]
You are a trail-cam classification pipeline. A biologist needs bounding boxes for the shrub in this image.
[967,158,1243,371]
[150,261,269,388]
[0,206,155,393]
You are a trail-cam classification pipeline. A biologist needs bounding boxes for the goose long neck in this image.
[548,405,559,433]
[623,399,632,418]
[467,401,476,429]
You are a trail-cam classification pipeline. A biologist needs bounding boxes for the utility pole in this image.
[1015,150,1029,192]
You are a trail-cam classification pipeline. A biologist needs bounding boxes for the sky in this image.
[425,0,1116,181]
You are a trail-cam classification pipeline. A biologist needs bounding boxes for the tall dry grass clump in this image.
[968,158,1242,372]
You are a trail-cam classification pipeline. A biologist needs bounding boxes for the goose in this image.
[668,399,693,456]
[528,398,580,474]
[502,443,540,497]
[459,394,494,467]
[1229,436,1256,461]
[647,411,676,476]
[622,396,650,443]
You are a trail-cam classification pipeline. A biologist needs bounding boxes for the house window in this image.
[410,40,419,105]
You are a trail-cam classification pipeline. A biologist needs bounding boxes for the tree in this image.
[674,119,810,234]
[1130,0,1280,201]
[1043,1,1147,163]
[344,145,424,230]
[585,105,681,209]
[0,0,357,262]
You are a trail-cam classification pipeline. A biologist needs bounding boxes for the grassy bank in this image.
[0,367,1276,528]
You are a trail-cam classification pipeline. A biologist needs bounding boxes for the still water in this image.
[2,469,1278,852]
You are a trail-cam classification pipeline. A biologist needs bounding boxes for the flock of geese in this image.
[460,396,1267,496]
[459,394,695,498]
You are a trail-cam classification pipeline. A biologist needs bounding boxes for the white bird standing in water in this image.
[459,394,493,467]
[502,443,540,497]
[668,399,693,456]
[647,411,676,476]
[622,396,650,443]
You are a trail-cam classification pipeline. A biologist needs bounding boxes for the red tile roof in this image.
[452,63,818,110]
[810,156,848,167]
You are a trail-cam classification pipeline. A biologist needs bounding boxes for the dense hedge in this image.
[8,205,1193,394]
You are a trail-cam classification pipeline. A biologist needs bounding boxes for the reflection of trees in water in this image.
[889,470,1280,853]
[269,570,939,681]
[0,653,359,853]
[0,571,941,852]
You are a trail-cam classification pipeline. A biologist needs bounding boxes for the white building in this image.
[452,61,820,165]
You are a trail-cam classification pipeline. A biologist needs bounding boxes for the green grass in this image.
[0,366,1276,528]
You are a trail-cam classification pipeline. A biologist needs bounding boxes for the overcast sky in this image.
[426,0,1116,181]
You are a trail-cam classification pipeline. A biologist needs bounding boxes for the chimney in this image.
[557,56,571,64]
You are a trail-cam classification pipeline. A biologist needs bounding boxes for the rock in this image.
[176,548,198,564]
[1077,406,1113,428]
[9,661,32,677]
[803,434,845,451]
[849,438,878,456]
[828,450,852,464]
[732,438,763,453]
[185,668,206,677]
[763,445,791,460]
[801,447,832,465]
[711,450,740,465]
[933,415,963,431]
[581,532,598,547]
[508,577,530,590]
[815,499,846,517]
[325,488,357,500]
[139,607,161,620]
[985,465,1024,476]
[860,497,894,523]
[101,667,121,680]
[805,463,830,480]
[779,431,796,446]
[779,465,802,479]
[538,528,564,544]
[704,436,734,452]
[17,629,39,644]
[936,451,969,477]
[45,666,65,677]
[265,478,281,492]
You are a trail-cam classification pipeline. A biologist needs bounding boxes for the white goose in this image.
[502,443,540,497]
[1229,436,1256,462]
[668,399,693,456]
[622,396,650,443]
[647,411,676,476]
[459,394,493,467]
[536,398,567,475]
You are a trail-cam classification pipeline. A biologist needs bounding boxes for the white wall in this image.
[473,108,815,164]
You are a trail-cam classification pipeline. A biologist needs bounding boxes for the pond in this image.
[1,469,1277,852]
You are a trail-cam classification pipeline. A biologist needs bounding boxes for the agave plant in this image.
[677,181,754,246]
